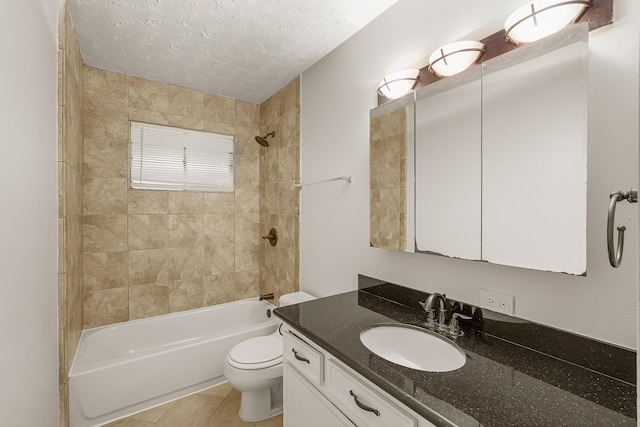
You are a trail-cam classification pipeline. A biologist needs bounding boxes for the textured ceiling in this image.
[68,0,400,103]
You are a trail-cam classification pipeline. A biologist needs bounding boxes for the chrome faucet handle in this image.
[451,312,472,321]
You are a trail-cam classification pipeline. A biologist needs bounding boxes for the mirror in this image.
[370,94,414,251]
[370,23,588,275]
[415,66,482,260]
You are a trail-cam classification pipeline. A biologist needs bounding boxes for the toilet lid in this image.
[228,336,283,369]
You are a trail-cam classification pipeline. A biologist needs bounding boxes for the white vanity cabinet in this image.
[282,324,437,427]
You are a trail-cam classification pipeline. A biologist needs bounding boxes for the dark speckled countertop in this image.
[273,278,636,427]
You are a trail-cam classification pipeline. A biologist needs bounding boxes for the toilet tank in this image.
[279,292,315,307]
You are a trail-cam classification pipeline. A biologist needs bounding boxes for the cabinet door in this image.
[415,67,482,260]
[284,364,356,427]
[481,27,588,274]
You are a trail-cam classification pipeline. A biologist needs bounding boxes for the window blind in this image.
[130,122,234,192]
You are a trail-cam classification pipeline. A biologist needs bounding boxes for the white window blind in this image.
[130,122,234,192]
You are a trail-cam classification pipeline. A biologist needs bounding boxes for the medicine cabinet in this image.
[370,23,588,275]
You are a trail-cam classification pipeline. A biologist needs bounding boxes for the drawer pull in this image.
[349,390,380,417]
[292,348,310,364]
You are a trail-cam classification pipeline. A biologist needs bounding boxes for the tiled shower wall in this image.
[81,66,267,328]
[58,7,84,427]
[259,78,301,302]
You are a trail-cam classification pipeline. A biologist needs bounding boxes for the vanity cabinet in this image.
[284,364,355,427]
[282,324,436,427]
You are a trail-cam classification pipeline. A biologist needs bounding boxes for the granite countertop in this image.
[273,281,636,427]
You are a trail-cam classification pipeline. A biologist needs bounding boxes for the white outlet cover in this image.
[480,289,515,316]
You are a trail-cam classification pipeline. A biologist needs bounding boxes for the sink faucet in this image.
[420,293,448,333]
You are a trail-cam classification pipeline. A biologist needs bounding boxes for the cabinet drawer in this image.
[327,360,417,427]
[283,331,323,386]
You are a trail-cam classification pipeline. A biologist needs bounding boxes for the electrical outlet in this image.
[480,289,515,315]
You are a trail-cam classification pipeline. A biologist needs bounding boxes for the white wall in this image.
[300,0,639,349]
[0,0,60,424]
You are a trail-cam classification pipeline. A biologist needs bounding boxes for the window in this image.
[130,122,234,192]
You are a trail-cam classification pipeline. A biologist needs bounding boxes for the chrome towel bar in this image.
[294,175,352,188]
[607,189,638,268]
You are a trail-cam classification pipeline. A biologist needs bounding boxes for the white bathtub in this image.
[69,298,278,427]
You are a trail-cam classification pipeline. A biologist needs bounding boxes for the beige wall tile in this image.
[277,215,298,250]
[169,278,204,312]
[204,244,235,275]
[168,246,204,281]
[204,94,236,124]
[83,66,128,106]
[203,274,235,306]
[129,108,169,125]
[235,155,259,186]
[129,284,169,320]
[128,77,169,112]
[234,214,259,244]
[234,186,259,214]
[168,214,203,247]
[58,274,67,330]
[235,125,261,157]
[235,271,259,300]
[264,183,278,214]
[168,85,204,118]
[204,214,234,245]
[278,181,298,215]
[235,242,259,272]
[277,248,297,288]
[168,192,203,213]
[84,138,128,179]
[128,215,168,250]
[203,192,234,214]
[83,178,127,215]
[83,215,127,252]
[129,249,168,285]
[278,145,298,181]
[236,101,260,128]
[83,99,128,141]
[83,251,128,291]
[276,111,298,148]
[264,150,279,183]
[167,114,204,131]
[203,120,236,136]
[83,288,129,328]
[128,190,168,214]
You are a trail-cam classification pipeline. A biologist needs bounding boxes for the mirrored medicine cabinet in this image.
[370,23,588,275]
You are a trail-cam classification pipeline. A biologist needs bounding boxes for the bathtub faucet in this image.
[259,292,274,301]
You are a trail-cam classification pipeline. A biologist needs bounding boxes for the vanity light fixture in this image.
[504,0,592,45]
[377,69,419,100]
[427,41,486,78]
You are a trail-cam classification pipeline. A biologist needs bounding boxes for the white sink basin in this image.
[360,325,466,372]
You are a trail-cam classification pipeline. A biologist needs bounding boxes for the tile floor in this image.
[104,382,283,427]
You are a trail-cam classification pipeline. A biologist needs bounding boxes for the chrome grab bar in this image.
[607,189,638,268]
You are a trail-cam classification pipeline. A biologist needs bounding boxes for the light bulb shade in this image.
[505,0,592,45]
[378,69,419,99]
[428,41,485,78]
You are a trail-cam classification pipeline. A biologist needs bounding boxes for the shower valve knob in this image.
[262,228,278,246]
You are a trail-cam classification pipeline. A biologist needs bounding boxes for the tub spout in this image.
[259,293,274,301]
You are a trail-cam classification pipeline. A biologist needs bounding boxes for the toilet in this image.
[224,291,315,422]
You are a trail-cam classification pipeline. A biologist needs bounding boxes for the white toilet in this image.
[224,291,315,422]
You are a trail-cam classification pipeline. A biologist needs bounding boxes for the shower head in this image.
[255,131,275,147]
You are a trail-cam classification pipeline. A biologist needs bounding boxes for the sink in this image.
[360,325,466,372]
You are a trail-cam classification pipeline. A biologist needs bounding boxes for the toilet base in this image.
[238,378,283,422]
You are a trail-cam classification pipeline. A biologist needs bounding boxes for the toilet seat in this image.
[227,335,283,370]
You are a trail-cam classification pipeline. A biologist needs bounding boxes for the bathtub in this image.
[69,298,278,427]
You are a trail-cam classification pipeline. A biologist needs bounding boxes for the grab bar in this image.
[607,189,638,268]
[294,175,352,188]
